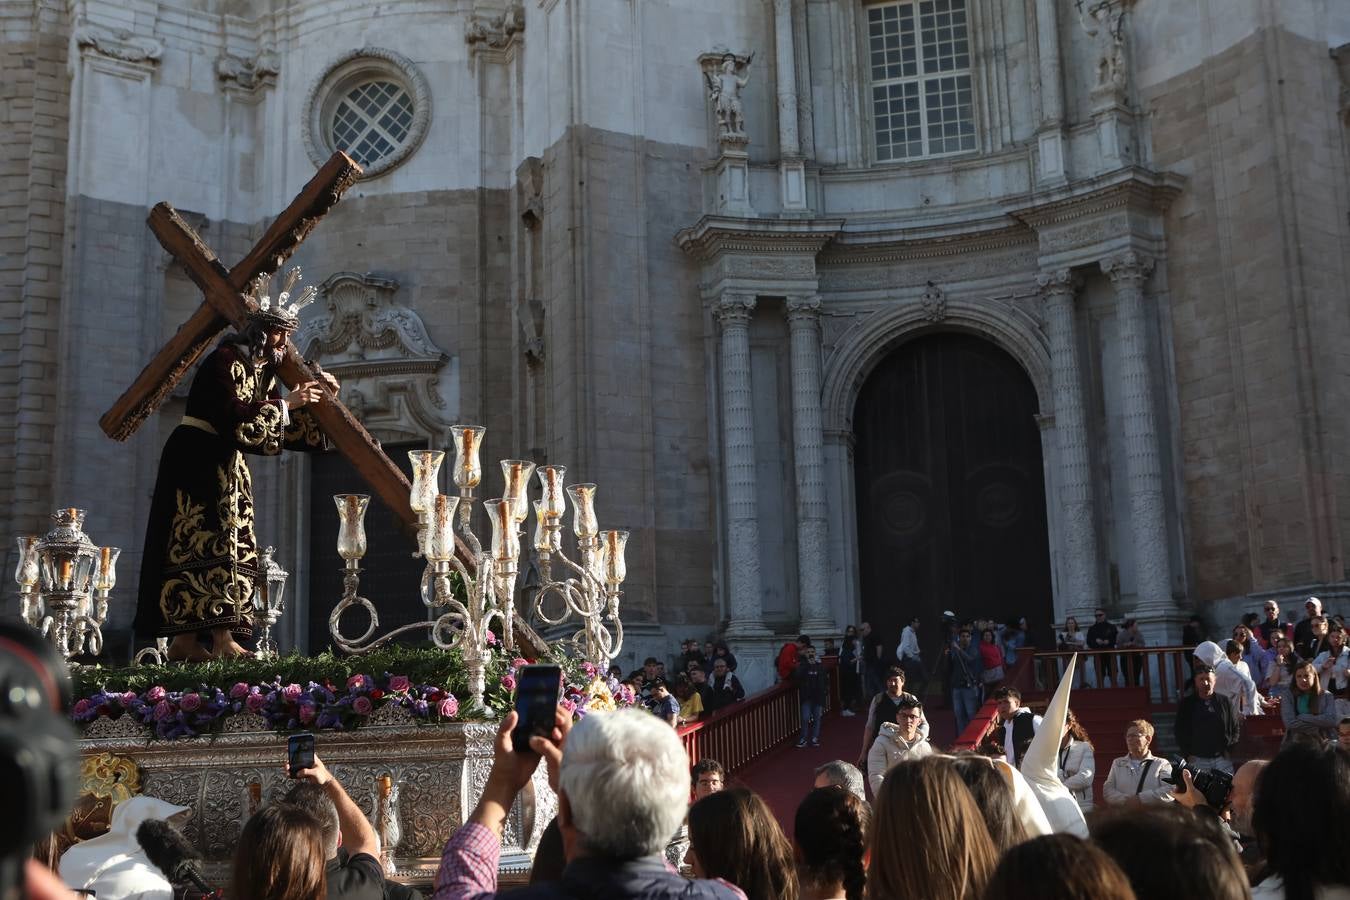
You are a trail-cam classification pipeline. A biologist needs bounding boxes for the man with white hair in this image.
[432,708,745,899]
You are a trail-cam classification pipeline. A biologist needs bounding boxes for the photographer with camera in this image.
[1176,664,1240,775]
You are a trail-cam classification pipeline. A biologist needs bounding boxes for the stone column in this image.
[716,292,769,638]
[1034,0,1066,182]
[773,0,808,211]
[786,295,832,634]
[1101,251,1173,613]
[1038,269,1101,617]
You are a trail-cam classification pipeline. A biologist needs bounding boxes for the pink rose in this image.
[500,674,516,691]
[486,630,497,646]
[120,691,137,708]
[582,661,597,678]
[245,693,267,713]
[179,692,202,713]
[146,686,167,703]
[438,696,459,718]
[388,675,411,693]
[346,674,369,692]
[229,682,250,699]
[352,696,374,715]
[282,683,303,701]
[511,658,529,671]
[153,700,174,721]
[73,699,91,717]
[298,704,317,724]
[559,697,577,714]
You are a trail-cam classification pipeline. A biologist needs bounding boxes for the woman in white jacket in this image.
[1056,709,1096,811]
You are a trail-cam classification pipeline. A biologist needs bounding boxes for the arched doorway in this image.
[853,332,1053,656]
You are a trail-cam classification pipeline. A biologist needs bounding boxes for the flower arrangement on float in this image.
[70,642,636,740]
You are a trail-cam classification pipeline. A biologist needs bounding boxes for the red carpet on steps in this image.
[735,706,958,836]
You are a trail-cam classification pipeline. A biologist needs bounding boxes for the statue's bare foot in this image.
[209,627,254,659]
[165,633,211,663]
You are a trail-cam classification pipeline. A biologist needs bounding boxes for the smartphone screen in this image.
[288,732,316,776]
[511,665,563,753]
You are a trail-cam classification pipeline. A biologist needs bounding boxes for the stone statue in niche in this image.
[703,51,754,143]
[1077,1,1128,100]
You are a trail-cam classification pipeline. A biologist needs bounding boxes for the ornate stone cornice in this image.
[714,292,757,325]
[819,218,1035,266]
[676,216,843,262]
[1009,167,1184,229]
[217,48,280,92]
[1100,250,1154,286]
[73,23,162,66]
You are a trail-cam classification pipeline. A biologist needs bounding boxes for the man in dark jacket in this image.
[432,708,745,900]
[1087,608,1119,687]
[794,646,829,748]
[1174,664,1240,775]
[705,658,745,714]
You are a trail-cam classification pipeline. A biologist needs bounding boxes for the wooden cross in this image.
[101,152,548,657]
[101,152,417,527]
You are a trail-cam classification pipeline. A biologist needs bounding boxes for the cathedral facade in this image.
[3,0,1349,688]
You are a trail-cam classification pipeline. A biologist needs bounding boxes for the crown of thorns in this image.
[246,267,316,331]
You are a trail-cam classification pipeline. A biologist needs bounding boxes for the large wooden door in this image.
[853,333,1052,654]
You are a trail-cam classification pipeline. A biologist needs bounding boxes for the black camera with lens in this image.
[1161,755,1234,809]
[0,619,81,900]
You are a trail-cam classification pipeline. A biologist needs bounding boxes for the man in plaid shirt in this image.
[433,707,745,899]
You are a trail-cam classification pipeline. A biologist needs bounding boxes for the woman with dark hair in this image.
[1250,743,1350,899]
[712,641,738,673]
[232,804,327,900]
[1266,638,1295,695]
[1055,709,1096,811]
[867,756,997,900]
[1279,658,1340,745]
[1092,805,1250,900]
[686,787,798,900]
[948,754,1028,853]
[982,834,1135,900]
[794,787,869,900]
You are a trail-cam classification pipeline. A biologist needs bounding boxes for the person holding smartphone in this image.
[285,753,384,900]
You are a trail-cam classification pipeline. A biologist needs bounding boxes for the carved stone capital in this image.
[919,282,947,322]
[715,292,757,325]
[1036,268,1080,299]
[785,294,822,321]
[74,24,163,66]
[217,49,280,92]
[1100,250,1153,287]
[466,4,525,52]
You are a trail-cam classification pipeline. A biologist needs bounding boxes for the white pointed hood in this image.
[1017,654,1089,837]
[60,795,191,900]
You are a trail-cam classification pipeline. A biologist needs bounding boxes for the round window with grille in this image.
[303,49,431,179]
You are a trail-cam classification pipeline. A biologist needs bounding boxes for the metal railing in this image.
[1033,646,1203,710]
[679,659,839,773]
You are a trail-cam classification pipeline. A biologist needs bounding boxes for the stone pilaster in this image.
[1038,269,1100,618]
[716,292,769,639]
[1034,0,1067,182]
[1101,251,1173,613]
[786,295,832,635]
[772,0,808,212]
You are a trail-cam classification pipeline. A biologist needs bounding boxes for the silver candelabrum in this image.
[14,508,119,663]
[328,424,629,711]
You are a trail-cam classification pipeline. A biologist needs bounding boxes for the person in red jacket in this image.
[777,634,811,682]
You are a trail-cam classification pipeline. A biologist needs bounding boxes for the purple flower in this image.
[73,698,92,718]
[152,700,174,721]
[229,682,250,699]
[412,700,430,717]
[582,661,597,678]
[559,697,577,715]
[500,674,516,691]
[352,696,374,716]
[282,683,303,701]
[146,686,167,703]
[179,692,202,713]
[438,695,459,718]
[388,675,411,693]
[245,693,267,713]
[298,704,317,724]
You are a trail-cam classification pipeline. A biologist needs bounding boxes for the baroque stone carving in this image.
[295,272,456,443]
[217,48,280,92]
[1077,1,1130,103]
[84,714,152,741]
[466,4,525,51]
[73,24,163,66]
[919,282,947,322]
[700,50,755,145]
